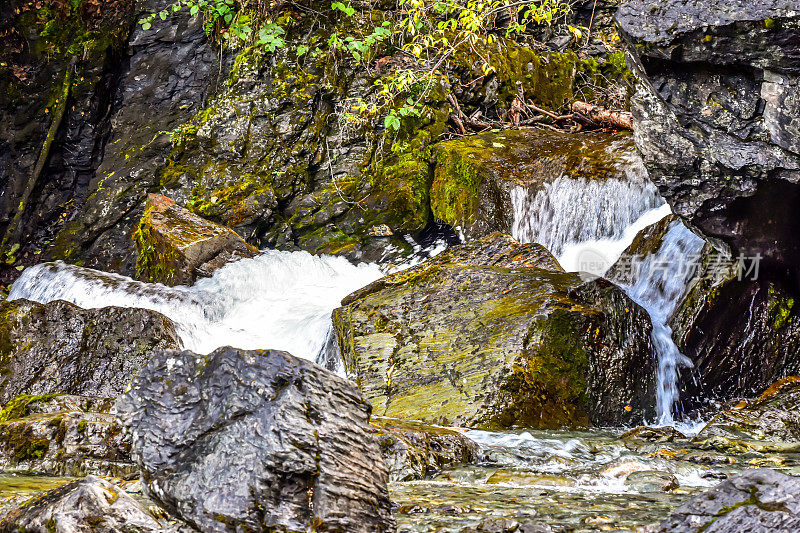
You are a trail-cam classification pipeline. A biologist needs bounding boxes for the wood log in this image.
[572,100,633,130]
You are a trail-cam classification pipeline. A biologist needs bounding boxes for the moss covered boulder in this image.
[0,394,133,477]
[429,130,655,241]
[133,193,257,285]
[0,298,181,403]
[333,233,655,429]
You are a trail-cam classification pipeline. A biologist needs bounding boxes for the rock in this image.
[621,426,687,442]
[333,233,655,429]
[0,298,181,403]
[371,417,480,481]
[116,346,395,532]
[0,394,133,478]
[429,129,660,249]
[133,193,257,285]
[654,468,800,532]
[616,0,800,277]
[0,475,185,532]
[697,377,800,442]
[625,470,679,492]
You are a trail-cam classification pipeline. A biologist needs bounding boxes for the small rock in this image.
[625,470,679,493]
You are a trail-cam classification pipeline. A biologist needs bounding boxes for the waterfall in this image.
[510,143,665,275]
[613,221,705,425]
[8,251,384,368]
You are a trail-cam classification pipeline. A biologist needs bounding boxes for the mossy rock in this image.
[333,233,655,430]
[133,193,257,286]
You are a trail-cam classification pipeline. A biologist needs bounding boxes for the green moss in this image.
[0,394,59,423]
[132,203,181,284]
[429,142,484,228]
[0,424,50,463]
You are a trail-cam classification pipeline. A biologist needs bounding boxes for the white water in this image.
[613,221,706,426]
[8,251,384,367]
[510,144,664,274]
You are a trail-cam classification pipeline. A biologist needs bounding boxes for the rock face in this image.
[616,0,800,274]
[0,298,181,403]
[429,130,660,246]
[0,475,182,532]
[133,193,257,285]
[334,233,655,429]
[117,346,396,532]
[371,418,480,481]
[655,468,800,532]
[698,377,800,442]
[0,394,133,478]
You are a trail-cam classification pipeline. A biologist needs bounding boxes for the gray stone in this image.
[0,298,182,403]
[655,468,800,532]
[117,346,395,532]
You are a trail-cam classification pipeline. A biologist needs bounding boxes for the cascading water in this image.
[8,250,384,368]
[612,221,706,426]
[510,141,666,274]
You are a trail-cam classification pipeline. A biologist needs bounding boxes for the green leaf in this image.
[159,10,168,20]
[297,45,309,56]
[190,5,199,16]
[142,21,152,30]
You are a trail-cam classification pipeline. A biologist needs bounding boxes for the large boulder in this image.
[333,233,655,429]
[429,129,661,253]
[0,298,181,403]
[616,0,800,275]
[697,377,800,443]
[0,394,133,478]
[133,193,257,285]
[116,346,396,532]
[0,475,185,532]
[653,468,800,532]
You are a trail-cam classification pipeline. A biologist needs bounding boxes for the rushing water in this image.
[8,251,384,366]
[613,221,706,427]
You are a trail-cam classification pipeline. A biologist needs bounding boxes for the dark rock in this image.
[655,468,800,532]
[0,298,181,403]
[0,475,186,532]
[371,417,480,481]
[133,193,257,286]
[333,233,655,429]
[621,426,687,442]
[0,394,133,478]
[697,377,800,442]
[116,346,396,532]
[616,0,800,276]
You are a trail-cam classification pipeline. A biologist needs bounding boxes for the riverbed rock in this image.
[116,346,395,532]
[0,394,133,478]
[0,298,181,403]
[697,377,800,443]
[0,475,184,532]
[625,470,679,493]
[371,417,480,481]
[133,193,257,285]
[429,130,660,251]
[654,468,800,532]
[616,0,800,277]
[333,233,655,429]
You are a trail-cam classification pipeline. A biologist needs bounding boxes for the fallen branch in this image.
[571,100,633,130]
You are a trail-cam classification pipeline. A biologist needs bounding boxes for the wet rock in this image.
[654,468,800,532]
[621,426,687,443]
[116,346,395,532]
[616,0,800,276]
[0,298,181,403]
[333,233,655,429]
[468,518,553,533]
[0,394,133,478]
[698,377,800,443]
[625,471,679,493]
[0,475,185,532]
[429,130,659,246]
[371,417,480,481]
[133,193,257,285]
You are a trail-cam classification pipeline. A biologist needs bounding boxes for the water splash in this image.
[613,221,706,426]
[510,142,664,270]
[8,251,384,367]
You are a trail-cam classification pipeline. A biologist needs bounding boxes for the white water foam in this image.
[8,250,384,366]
